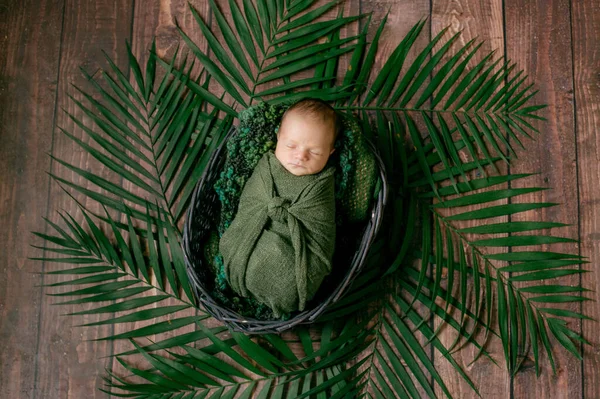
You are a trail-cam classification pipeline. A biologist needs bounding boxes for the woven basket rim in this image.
[182,125,389,334]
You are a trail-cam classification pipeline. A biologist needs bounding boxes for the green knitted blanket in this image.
[219,151,336,317]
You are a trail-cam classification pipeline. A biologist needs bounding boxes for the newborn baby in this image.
[219,99,341,317]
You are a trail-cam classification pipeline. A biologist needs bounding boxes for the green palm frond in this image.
[172,0,544,187]
[56,42,233,229]
[374,103,589,374]
[32,0,592,398]
[164,0,367,110]
[34,201,201,334]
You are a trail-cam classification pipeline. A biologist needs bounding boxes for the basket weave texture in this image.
[182,103,388,334]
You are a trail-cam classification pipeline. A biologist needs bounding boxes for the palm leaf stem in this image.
[56,239,195,308]
[55,123,177,237]
[400,267,501,341]
[147,118,183,229]
[352,283,461,399]
[356,297,387,397]
[241,3,364,106]
[431,209,585,368]
[336,106,532,118]
[107,332,373,397]
[248,29,281,105]
[247,8,314,106]
[434,210,578,298]
[42,199,197,311]
[65,58,204,232]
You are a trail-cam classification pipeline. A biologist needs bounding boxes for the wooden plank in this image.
[430,1,511,398]
[328,0,371,394]
[363,0,431,106]
[504,0,582,397]
[0,1,64,397]
[105,0,212,387]
[572,0,600,398]
[33,1,134,398]
[101,0,162,381]
[357,1,433,397]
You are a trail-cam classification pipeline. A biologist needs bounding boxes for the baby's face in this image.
[275,112,335,176]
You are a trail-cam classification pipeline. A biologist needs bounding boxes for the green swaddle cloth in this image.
[219,151,336,317]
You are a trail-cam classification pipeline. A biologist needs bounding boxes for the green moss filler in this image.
[208,100,378,320]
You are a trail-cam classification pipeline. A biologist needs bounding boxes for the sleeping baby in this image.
[219,98,341,317]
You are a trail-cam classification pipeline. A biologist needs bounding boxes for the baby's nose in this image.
[295,150,309,161]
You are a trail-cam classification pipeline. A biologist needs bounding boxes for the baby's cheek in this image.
[274,147,284,162]
[275,153,286,166]
[317,156,329,171]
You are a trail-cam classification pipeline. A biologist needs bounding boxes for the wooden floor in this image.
[1,0,599,398]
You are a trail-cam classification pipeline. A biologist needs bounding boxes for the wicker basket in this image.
[182,125,388,334]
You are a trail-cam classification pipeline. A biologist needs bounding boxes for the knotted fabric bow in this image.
[219,151,336,317]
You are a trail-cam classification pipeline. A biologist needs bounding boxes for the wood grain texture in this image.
[361,1,433,397]
[105,0,210,383]
[0,1,63,398]
[32,1,134,398]
[104,0,163,380]
[430,1,511,398]
[504,0,582,397]
[572,1,600,398]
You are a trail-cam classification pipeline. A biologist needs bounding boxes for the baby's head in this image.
[275,98,341,176]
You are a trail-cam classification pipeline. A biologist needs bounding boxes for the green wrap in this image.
[219,151,336,317]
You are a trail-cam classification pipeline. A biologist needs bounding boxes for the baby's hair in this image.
[280,98,342,146]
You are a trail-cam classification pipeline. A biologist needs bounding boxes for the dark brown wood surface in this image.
[1,0,598,398]
[573,1,600,399]
[106,1,209,383]
[32,1,135,398]
[506,0,583,397]
[430,1,512,398]
[0,1,63,397]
